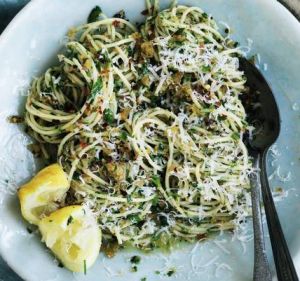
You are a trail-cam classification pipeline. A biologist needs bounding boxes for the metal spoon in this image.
[239,57,299,281]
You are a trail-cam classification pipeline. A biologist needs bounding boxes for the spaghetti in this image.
[25,1,252,251]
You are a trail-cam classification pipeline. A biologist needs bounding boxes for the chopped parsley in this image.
[130,255,141,264]
[231,132,240,141]
[113,10,126,19]
[83,260,87,275]
[166,268,176,277]
[152,196,159,206]
[127,46,134,57]
[26,227,33,234]
[103,108,114,124]
[151,175,161,187]
[114,79,124,92]
[87,6,102,23]
[128,214,142,224]
[98,51,111,67]
[131,265,138,272]
[201,65,211,73]
[127,194,133,203]
[120,130,128,141]
[158,143,164,150]
[67,216,73,225]
[140,63,149,75]
[89,78,103,102]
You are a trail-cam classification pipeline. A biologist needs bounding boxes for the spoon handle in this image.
[260,150,299,281]
[250,156,272,281]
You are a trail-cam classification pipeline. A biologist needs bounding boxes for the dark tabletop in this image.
[0,0,298,280]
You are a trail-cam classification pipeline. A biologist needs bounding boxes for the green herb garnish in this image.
[150,95,162,107]
[89,78,103,102]
[201,65,211,73]
[120,130,128,141]
[158,143,164,150]
[166,268,176,277]
[140,63,149,75]
[127,46,134,57]
[113,10,126,19]
[114,79,123,92]
[103,108,114,124]
[26,227,33,234]
[98,51,111,67]
[152,196,159,206]
[67,216,73,225]
[204,37,211,44]
[83,260,87,274]
[231,132,240,141]
[127,194,133,203]
[151,175,161,187]
[73,171,80,180]
[130,255,141,264]
[87,6,102,23]
[131,265,138,272]
[192,182,198,188]
[168,38,184,48]
[128,214,141,224]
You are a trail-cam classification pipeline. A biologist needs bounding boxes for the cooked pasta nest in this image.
[25,2,253,252]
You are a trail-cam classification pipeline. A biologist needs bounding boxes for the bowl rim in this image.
[0,0,299,280]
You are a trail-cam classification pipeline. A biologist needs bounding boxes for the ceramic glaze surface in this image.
[0,0,299,280]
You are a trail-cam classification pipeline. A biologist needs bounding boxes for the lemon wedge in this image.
[18,164,69,225]
[39,205,101,272]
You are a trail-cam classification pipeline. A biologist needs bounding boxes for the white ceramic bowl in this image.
[0,0,299,280]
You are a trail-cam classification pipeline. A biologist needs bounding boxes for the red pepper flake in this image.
[112,20,120,27]
[80,141,88,148]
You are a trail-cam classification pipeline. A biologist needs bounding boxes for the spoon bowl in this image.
[239,57,280,150]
